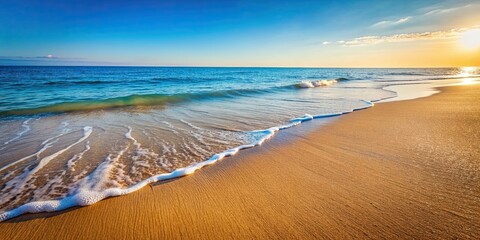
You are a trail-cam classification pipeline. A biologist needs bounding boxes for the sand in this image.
[1,84,479,239]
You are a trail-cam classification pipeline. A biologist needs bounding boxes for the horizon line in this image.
[1,65,478,69]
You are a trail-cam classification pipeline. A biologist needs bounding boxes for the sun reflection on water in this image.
[458,67,479,85]
[459,67,477,76]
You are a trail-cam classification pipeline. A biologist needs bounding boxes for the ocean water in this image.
[0,66,478,221]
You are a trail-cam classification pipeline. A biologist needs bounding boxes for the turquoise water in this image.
[0,66,478,221]
[1,67,471,115]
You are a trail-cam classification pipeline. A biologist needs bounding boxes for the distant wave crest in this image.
[44,80,121,85]
[294,78,349,88]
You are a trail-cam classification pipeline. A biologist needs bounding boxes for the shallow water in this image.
[0,66,478,221]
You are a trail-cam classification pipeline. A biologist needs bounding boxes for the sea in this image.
[0,66,478,221]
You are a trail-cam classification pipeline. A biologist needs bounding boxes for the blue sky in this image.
[1,0,479,66]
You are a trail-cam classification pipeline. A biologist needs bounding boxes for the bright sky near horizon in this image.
[0,0,479,67]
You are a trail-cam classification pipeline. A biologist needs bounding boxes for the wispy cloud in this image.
[336,26,479,46]
[371,2,477,29]
[423,4,471,16]
[372,16,412,28]
[1,55,81,60]
[35,54,58,59]
[0,56,122,66]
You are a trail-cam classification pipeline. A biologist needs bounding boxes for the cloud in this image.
[338,26,479,46]
[0,56,121,66]
[1,55,82,60]
[372,16,412,28]
[36,54,57,59]
[322,41,330,45]
[0,55,94,66]
[423,4,470,16]
[371,3,477,29]
[396,17,412,24]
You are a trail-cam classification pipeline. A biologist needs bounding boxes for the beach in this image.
[0,84,478,239]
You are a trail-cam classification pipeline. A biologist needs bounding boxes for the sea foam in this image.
[0,119,31,151]
[295,78,346,88]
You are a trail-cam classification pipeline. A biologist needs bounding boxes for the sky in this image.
[0,0,479,67]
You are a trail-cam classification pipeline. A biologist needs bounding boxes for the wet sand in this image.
[1,84,479,239]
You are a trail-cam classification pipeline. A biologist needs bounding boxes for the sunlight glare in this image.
[458,67,479,85]
[459,66,477,77]
[461,78,477,85]
[460,29,480,50]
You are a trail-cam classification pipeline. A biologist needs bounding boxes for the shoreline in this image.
[1,84,479,239]
[0,98,374,222]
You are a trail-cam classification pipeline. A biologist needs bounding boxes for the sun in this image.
[460,29,480,50]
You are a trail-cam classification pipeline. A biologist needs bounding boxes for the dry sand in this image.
[1,85,479,239]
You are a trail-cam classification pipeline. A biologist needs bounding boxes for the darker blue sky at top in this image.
[0,0,473,65]
[1,0,441,35]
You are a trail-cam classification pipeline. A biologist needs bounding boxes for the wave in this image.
[384,72,429,76]
[0,122,73,173]
[294,78,349,88]
[44,80,121,85]
[295,79,338,88]
[0,100,375,222]
[2,119,30,145]
[150,77,222,82]
[0,94,187,117]
[0,78,349,117]
[151,77,185,81]
[0,127,92,213]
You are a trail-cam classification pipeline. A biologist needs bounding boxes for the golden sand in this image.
[1,85,479,239]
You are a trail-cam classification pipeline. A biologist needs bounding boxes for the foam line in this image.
[1,119,31,150]
[290,114,314,122]
[0,143,52,173]
[0,101,373,222]
[313,113,343,118]
[0,124,74,173]
[66,141,91,171]
[0,127,93,203]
